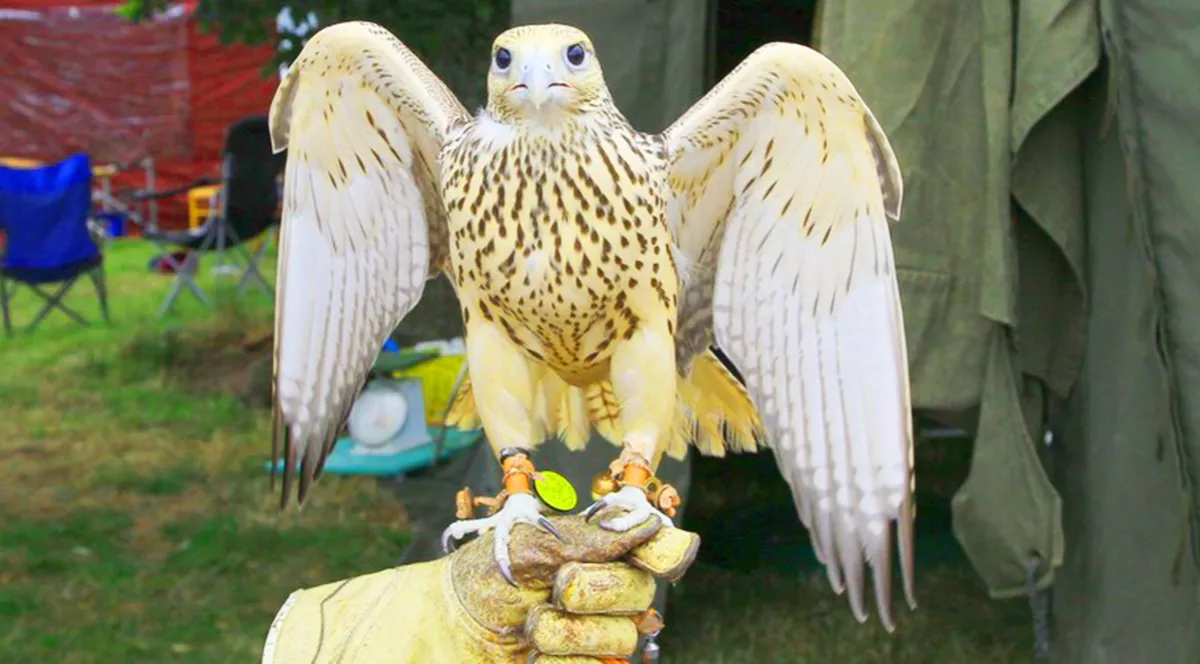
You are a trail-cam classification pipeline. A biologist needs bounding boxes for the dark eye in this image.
[494,47,512,70]
[566,43,586,67]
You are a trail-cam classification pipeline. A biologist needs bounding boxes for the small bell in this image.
[641,634,661,663]
[454,487,476,520]
[635,608,664,663]
[591,469,618,501]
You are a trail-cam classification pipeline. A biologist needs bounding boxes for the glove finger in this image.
[552,562,656,615]
[512,514,663,584]
[525,604,638,658]
[628,526,700,582]
[563,512,663,562]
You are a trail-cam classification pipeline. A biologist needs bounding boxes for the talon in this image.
[442,516,488,554]
[583,497,609,521]
[498,557,518,586]
[588,484,673,532]
[441,453,548,584]
[493,519,514,584]
[537,516,564,541]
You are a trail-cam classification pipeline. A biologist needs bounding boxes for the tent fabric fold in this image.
[820,0,1200,659]
[816,0,1099,598]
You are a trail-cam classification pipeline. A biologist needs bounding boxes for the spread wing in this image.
[268,21,470,506]
[662,42,914,630]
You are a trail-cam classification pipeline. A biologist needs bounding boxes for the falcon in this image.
[268,21,916,629]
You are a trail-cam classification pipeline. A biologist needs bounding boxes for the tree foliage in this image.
[120,0,509,107]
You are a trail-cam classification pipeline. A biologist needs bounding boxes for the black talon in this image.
[441,528,458,554]
[583,499,608,521]
[499,560,518,587]
[538,516,565,541]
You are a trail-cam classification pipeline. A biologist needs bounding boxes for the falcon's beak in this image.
[515,56,567,110]
[521,66,553,109]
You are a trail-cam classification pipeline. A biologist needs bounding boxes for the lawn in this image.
[0,240,407,662]
[0,238,1031,662]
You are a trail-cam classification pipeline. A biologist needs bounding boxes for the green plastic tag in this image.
[534,471,578,512]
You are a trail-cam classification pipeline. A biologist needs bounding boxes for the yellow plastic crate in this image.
[0,157,42,168]
[390,355,468,424]
[188,184,221,230]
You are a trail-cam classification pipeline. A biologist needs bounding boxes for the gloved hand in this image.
[262,511,700,663]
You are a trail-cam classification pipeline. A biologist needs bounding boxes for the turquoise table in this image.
[265,427,482,477]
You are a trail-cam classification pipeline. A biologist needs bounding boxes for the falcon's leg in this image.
[583,322,679,531]
[442,489,560,584]
[441,318,558,584]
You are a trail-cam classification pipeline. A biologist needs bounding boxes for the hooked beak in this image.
[509,57,569,110]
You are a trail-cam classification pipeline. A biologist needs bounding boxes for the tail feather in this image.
[679,351,763,456]
[441,350,763,457]
[444,375,480,430]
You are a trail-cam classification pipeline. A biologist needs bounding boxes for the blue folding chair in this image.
[0,153,110,337]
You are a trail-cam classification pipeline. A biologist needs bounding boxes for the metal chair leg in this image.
[27,279,87,331]
[90,265,111,324]
[154,228,222,318]
[157,251,208,318]
[235,238,273,297]
[0,275,12,338]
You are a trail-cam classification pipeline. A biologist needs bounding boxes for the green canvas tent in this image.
[815,1,1200,660]
[388,0,1200,661]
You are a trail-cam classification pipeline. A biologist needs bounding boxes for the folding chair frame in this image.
[0,261,111,337]
[149,217,275,318]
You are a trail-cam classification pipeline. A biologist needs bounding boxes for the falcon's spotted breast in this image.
[441,111,676,385]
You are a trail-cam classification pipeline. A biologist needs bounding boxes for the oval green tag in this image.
[534,471,578,512]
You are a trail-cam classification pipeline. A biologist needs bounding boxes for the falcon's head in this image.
[486,24,610,121]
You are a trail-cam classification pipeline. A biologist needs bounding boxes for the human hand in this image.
[455,510,698,662]
[262,511,699,663]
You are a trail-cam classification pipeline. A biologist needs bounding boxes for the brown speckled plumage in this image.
[443,111,676,385]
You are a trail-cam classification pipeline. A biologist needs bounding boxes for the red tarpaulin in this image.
[0,1,278,230]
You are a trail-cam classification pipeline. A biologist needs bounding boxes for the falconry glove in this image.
[261,513,699,663]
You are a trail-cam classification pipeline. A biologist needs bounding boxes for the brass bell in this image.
[591,469,618,501]
[454,487,476,520]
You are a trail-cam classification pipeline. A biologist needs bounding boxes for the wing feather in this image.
[268,21,470,506]
[662,42,914,630]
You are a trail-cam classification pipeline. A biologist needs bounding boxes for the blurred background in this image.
[1,0,1197,662]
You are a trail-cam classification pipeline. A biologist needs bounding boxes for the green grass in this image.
[0,238,1030,662]
[0,240,409,663]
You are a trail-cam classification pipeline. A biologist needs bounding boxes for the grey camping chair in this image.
[136,116,285,317]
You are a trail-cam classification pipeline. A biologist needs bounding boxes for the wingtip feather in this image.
[278,424,295,510]
[899,491,918,610]
[872,522,897,633]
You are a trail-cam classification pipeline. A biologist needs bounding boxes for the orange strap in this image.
[620,463,651,488]
[505,472,531,494]
[502,453,535,494]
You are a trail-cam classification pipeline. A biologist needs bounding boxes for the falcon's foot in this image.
[583,484,674,532]
[440,492,562,585]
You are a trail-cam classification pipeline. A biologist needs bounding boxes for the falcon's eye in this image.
[565,43,587,67]
[494,47,512,71]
